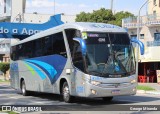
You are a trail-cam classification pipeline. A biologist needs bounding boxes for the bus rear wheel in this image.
[62,82,74,103]
[21,80,29,96]
[102,97,113,102]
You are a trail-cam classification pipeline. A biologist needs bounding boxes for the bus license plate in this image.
[111,90,120,94]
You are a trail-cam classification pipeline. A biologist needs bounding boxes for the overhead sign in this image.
[0,27,42,35]
[0,14,64,39]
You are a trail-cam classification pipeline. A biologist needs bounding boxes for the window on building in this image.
[153,11,156,15]
[154,33,160,41]
[130,34,144,39]
[4,0,6,13]
[154,0,156,5]
[130,35,137,39]
[140,34,144,39]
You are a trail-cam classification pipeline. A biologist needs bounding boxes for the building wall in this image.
[61,14,76,23]
[148,0,160,14]
[0,39,19,54]
[11,0,24,22]
[19,13,51,23]
[0,0,11,21]
[125,23,160,62]
[0,0,11,16]
[11,13,76,23]
[122,0,160,63]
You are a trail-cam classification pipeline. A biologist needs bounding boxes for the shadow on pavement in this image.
[27,92,160,106]
[1,84,160,107]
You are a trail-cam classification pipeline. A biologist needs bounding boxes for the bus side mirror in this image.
[131,38,144,55]
[73,38,87,56]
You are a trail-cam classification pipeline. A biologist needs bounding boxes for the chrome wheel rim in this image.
[63,85,69,101]
[22,83,25,94]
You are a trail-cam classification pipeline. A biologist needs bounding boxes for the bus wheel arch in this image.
[60,78,74,103]
[60,78,67,94]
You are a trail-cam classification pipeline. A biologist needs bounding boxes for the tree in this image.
[76,8,115,23]
[76,9,134,27]
[111,11,134,26]
[0,63,10,80]
[76,12,90,22]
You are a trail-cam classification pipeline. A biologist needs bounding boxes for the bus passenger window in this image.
[43,36,53,56]
[72,42,85,72]
[52,32,67,58]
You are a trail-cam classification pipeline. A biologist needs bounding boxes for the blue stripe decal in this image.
[25,60,57,82]
[25,61,46,80]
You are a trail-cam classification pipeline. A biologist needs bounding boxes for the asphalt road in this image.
[1,84,160,113]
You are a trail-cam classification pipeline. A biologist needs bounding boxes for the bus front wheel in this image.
[62,82,74,103]
[102,97,113,102]
[21,80,29,96]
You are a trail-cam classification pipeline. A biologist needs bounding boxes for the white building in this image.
[122,0,160,83]
[0,0,76,23]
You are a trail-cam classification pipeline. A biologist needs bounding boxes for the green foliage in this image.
[111,11,134,26]
[0,63,10,74]
[76,8,134,26]
[0,79,10,82]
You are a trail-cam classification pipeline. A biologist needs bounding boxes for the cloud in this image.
[26,0,55,8]
[25,0,98,15]
[78,4,89,8]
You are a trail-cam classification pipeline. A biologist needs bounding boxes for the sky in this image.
[26,0,148,16]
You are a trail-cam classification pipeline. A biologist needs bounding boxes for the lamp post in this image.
[111,0,113,13]
[136,0,149,77]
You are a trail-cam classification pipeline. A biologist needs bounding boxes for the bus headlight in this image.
[91,81,101,85]
[131,79,136,84]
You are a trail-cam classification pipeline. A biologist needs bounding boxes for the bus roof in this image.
[12,22,127,46]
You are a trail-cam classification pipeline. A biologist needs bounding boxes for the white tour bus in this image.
[10,22,144,103]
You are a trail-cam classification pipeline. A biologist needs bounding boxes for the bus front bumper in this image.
[85,82,137,97]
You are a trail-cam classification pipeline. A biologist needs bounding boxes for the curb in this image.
[137,90,160,95]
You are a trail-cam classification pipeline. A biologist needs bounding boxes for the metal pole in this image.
[136,0,149,77]
[111,0,113,13]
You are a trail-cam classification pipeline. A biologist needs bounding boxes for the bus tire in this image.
[21,80,28,96]
[62,82,74,103]
[102,97,113,102]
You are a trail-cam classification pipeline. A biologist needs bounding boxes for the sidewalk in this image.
[137,83,160,95]
[0,75,10,85]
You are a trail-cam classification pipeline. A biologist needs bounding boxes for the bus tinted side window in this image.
[17,44,25,60]
[11,46,17,61]
[33,38,43,57]
[25,41,33,58]
[64,29,81,57]
[52,32,67,58]
[72,41,84,72]
[43,35,53,56]
[11,32,67,60]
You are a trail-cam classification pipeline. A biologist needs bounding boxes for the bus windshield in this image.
[84,32,135,78]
